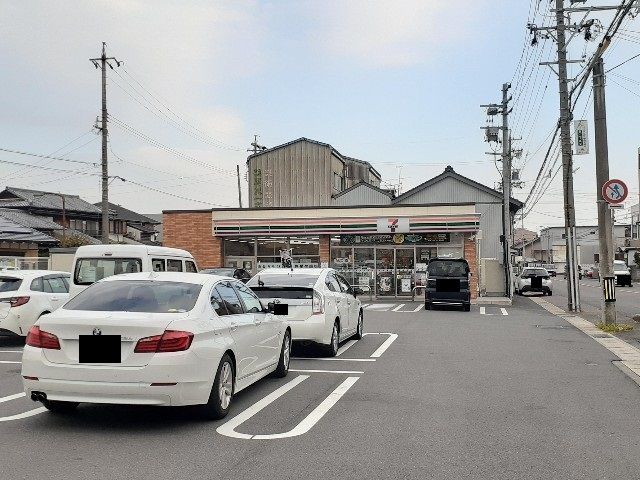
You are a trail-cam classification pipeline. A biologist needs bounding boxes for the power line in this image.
[0,147,98,166]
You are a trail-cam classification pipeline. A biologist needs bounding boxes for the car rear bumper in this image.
[425,290,470,305]
[21,346,215,406]
[0,312,22,336]
[520,286,551,294]
[289,315,331,344]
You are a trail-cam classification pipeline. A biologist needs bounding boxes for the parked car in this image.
[22,272,291,419]
[613,260,633,287]
[247,268,363,356]
[542,264,557,277]
[201,267,251,283]
[0,270,71,336]
[515,267,552,296]
[424,258,472,311]
[70,245,198,297]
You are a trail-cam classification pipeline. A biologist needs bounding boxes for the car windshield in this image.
[74,258,143,285]
[0,277,22,292]
[203,268,235,276]
[63,280,202,313]
[427,261,468,277]
[614,261,627,268]
[247,273,319,288]
[522,269,548,277]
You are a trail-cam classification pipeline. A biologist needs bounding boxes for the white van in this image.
[70,245,198,297]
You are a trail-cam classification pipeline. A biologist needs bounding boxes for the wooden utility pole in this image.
[90,43,121,244]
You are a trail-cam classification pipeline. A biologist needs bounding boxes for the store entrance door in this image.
[375,248,395,297]
[395,248,415,296]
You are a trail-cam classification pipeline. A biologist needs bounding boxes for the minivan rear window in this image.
[74,258,143,285]
[64,280,202,313]
[427,260,468,277]
[0,277,22,292]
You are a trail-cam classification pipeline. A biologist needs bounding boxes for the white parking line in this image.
[365,303,396,311]
[0,351,23,354]
[409,304,423,313]
[366,333,399,358]
[0,407,47,423]
[392,304,405,312]
[297,357,376,362]
[336,339,358,356]
[289,369,364,374]
[252,377,359,440]
[0,361,21,364]
[0,392,25,403]
[480,307,486,315]
[501,308,508,316]
[217,375,309,440]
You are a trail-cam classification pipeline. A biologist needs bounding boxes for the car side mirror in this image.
[352,286,364,296]
[267,302,289,315]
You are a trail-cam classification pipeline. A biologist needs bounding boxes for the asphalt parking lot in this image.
[2,298,640,479]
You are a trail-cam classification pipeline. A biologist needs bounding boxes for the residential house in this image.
[97,202,160,244]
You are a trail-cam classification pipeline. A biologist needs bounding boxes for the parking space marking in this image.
[0,351,23,354]
[252,377,359,440]
[392,304,405,312]
[217,375,309,439]
[409,304,423,313]
[501,308,509,316]
[290,369,364,374]
[0,393,25,404]
[364,303,396,311]
[297,357,376,362]
[365,332,398,358]
[0,361,21,364]
[480,307,487,315]
[336,339,358,356]
[0,407,47,423]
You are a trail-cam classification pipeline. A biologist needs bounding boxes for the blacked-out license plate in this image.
[79,335,121,363]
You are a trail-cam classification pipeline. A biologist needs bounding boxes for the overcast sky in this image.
[1,1,639,232]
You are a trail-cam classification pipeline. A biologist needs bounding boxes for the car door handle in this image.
[51,297,59,301]
[229,322,238,332]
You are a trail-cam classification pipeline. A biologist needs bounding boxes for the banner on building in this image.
[574,120,589,155]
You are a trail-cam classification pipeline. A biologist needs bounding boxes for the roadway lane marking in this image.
[0,392,25,403]
[0,361,21,364]
[392,304,405,312]
[366,333,398,358]
[0,407,47,423]
[336,339,358,356]
[290,369,364,374]
[501,308,509,316]
[217,375,309,440]
[251,377,359,440]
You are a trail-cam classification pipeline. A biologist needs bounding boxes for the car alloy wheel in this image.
[219,361,233,410]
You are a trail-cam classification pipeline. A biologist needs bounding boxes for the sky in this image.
[1,0,639,232]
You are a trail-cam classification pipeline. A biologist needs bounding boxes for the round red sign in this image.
[602,179,628,204]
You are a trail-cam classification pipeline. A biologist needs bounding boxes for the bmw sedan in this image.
[22,272,291,419]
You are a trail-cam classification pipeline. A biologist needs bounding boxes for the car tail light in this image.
[312,290,324,315]
[25,326,61,350]
[10,296,30,307]
[134,330,193,353]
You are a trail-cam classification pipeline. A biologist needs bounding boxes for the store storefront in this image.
[163,204,481,299]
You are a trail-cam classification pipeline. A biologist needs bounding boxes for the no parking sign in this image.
[602,179,628,205]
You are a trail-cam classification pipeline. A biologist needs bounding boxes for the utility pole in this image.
[637,147,640,238]
[90,43,121,244]
[593,57,617,324]
[481,83,513,297]
[236,165,243,208]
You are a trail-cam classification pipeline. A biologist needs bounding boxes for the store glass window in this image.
[416,247,437,264]
[330,247,353,284]
[257,237,288,257]
[437,246,464,258]
[353,248,374,294]
[290,237,320,268]
[224,238,255,256]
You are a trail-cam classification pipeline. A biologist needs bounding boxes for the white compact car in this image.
[0,270,71,336]
[22,272,291,419]
[247,268,363,356]
[613,260,633,287]
[515,267,552,296]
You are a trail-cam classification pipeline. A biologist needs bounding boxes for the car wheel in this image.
[425,302,431,310]
[273,330,291,378]
[353,311,364,340]
[548,291,552,296]
[41,399,79,414]
[201,354,234,420]
[325,322,339,357]
[463,303,471,312]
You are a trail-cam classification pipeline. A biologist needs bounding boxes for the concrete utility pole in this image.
[90,43,121,244]
[236,165,243,208]
[481,84,513,297]
[593,57,616,324]
[637,147,640,238]
[554,0,581,312]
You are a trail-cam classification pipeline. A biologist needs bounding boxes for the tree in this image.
[55,233,94,248]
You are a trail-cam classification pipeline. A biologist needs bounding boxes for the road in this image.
[2,298,640,479]
[548,277,639,323]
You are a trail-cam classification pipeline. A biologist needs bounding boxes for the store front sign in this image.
[340,233,450,245]
[376,217,410,234]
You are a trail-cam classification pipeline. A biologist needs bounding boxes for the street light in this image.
[35,192,66,242]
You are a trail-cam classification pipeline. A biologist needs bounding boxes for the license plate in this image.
[79,335,121,363]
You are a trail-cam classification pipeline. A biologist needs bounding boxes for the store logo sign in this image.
[377,217,409,234]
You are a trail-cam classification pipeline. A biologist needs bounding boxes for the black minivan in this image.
[424,257,471,311]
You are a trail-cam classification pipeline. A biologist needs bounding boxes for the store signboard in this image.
[376,217,410,234]
[340,233,450,245]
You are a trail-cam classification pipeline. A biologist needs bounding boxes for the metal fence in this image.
[0,256,50,270]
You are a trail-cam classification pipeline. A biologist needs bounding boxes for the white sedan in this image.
[515,267,552,296]
[22,272,291,419]
[0,270,71,336]
[247,268,363,356]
